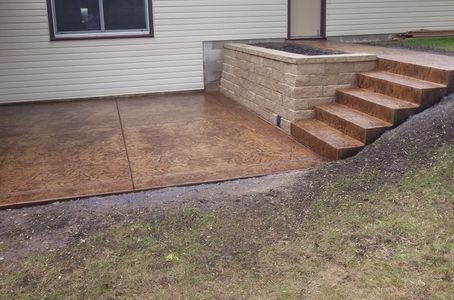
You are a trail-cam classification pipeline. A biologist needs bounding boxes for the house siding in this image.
[0,0,287,103]
[326,0,454,37]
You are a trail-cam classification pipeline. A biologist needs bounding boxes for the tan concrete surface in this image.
[0,92,323,207]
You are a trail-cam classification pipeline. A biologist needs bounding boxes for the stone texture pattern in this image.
[220,43,377,133]
[0,92,322,207]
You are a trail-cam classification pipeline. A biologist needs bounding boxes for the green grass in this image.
[399,37,454,53]
[1,146,453,299]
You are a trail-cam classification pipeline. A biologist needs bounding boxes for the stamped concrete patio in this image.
[0,91,323,207]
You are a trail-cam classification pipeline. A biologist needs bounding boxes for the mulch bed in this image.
[252,42,343,56]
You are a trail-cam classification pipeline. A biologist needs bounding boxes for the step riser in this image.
[450,72,454,93]
[291,62,450,160]
[357,74,446,106]
[336,91,420,125]
[315,107,389,144]
[336,91,394,123]
[316,107,364,142]
[291,124,362,160]
[378,58,449,86]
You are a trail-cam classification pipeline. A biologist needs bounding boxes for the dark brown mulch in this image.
[252,42,343,56]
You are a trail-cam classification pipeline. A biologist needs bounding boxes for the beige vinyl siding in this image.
[0,0,287,103]
[327,0,454,37]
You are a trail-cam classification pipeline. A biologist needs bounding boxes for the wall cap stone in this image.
[225,43,377,65]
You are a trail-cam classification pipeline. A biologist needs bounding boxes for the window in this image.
[47,0,153,40]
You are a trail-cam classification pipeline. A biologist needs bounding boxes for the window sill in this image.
[50,32,154,41]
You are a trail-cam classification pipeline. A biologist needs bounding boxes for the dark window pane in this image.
[103,0,147,30]
[54,0,101,32]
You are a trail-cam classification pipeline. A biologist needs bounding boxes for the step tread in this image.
[316,103,393,129]
[360,71,447,90]
[293,119,364,149]
[338,88,420,110]
[378,57,450,73]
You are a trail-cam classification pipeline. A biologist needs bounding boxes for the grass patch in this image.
[1,146,453,298]
[398,37,454,53]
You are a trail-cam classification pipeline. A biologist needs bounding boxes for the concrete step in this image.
[315,103,392,144]
[358,71,447,107]
[336,88,420,124]
[378,57,451,87]
[291,119,364,160]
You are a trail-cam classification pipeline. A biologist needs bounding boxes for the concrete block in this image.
[288,109,315,121]
[324,62,356,74]
[323,84,353,97]
[354,61,377,72]
[292,86,323,98]
[294,97,334,110]
[297,63,325,75]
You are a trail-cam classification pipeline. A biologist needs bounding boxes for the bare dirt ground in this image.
[0,171,308,261]
[0,95,453,298]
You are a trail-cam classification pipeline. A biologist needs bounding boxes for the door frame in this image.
[287,0,326,39]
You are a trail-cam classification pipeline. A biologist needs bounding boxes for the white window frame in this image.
[50,0,151,39]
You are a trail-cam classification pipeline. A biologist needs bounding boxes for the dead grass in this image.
[1,145,453,299]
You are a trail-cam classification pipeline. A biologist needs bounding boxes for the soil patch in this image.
[252,42,343,56]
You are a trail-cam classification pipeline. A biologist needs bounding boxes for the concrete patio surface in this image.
[0,91,323,207]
